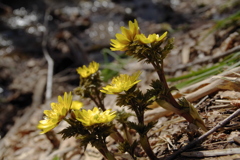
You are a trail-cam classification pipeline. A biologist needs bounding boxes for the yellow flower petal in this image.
[76,61,100,78]
[115,33,131,44]
[37,92,72,134]
[156,31,167,42]
[137,32,168,44]
[71,101,83,110]
[74,107,116,126]
[100,71,141,94]
[110,19,140,51]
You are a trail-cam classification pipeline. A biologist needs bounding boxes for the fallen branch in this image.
[165,108,240,160]
[42,7,54,100]
[165,45,240,73]
[181,148,240,157]
[176,66,240,102]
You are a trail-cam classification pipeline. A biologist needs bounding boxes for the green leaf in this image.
[52,156,60,160]
[58,121,88,140]
[168,51,240,89]
[100,48,128,82]
[116,110,134,124]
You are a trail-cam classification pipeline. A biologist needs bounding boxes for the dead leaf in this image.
[181,46,190,64]
[218,91,240,100]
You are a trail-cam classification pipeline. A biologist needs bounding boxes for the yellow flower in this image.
[74,107,116,126]
[100,71,141,94]
[76,61,99,78]
[110,19,140,51]
[37,92,72,134]
[137,32,167,44]
[71,101,83,110]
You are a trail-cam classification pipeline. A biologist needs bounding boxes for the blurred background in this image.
[0,0,239,159]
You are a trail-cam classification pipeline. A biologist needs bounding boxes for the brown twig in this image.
[165,108,240,160]
[178,66,240,102]
[165,45,240,74]
[42,7,54,100]
[181,148,240,157]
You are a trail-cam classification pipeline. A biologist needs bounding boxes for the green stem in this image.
[63,118,73,125]
[152,61,182,109]
[135,109,144,124]
[93,133,116,160]
[94,88,106,111]
[97,144,116,160]
[123,123,133,145]
[111,127,124,142]
[129,95,158,159]
[156,99,195,123]
[152,61,196,123]
[89,94,101,108]
[130,100,157,159]
[88,87,105,111]
[130,99,144,124]
[139,134,158,160]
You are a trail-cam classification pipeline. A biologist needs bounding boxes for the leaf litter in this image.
[1,0,240,160]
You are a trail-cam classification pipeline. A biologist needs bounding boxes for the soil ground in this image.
[0,0,240,160]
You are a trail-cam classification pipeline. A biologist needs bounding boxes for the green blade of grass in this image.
[168,51,240,89]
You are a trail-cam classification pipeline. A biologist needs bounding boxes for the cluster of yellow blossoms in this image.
[38,92,116,133]
[37,19,207,160]
[38,60,141,133]
[110,19,167,51]
[38,19,167,134]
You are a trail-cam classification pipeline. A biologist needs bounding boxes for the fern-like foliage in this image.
[118,140,138,158]
[58,121,89,140]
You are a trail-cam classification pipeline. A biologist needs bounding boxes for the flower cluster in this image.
[38,19,206,160]
[37,92,116,133]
